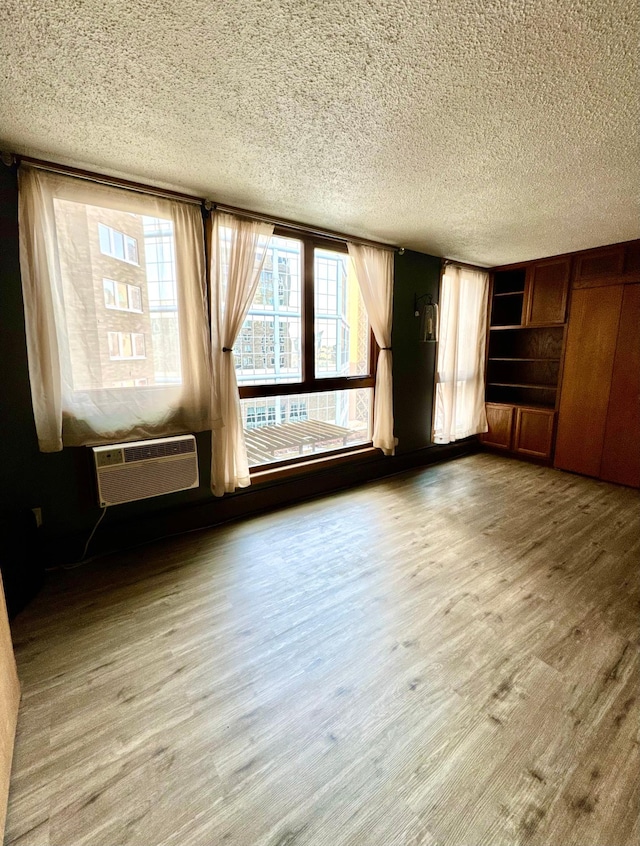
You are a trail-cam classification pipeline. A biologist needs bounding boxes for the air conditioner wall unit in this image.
[92,435,199,507]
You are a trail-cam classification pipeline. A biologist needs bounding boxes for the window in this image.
[289,401,307,421]
[18,166,211,451]
[103,279,143,312]
[229,229,375,468]
[98,223,139,264]
[107,331,146,360]
[245,403,277,429]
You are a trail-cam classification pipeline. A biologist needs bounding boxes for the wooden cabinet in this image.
[481,403,514,449]
[484,263,566,464]
[524,258,570,325]
[573,241,640,289]
[482,403,554,460]
[485,240,639,477]
[623,241,640,278]
[555,282,640,487]
[489,258,570,327]
[514,407,555,459]
[573,245,625,288]
[487,266,565,412]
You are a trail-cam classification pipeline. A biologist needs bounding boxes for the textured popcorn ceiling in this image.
[1,0,638,265]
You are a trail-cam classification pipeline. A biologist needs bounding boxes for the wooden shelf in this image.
[490,324,565,331]
[488,357,561,362]
[490,324,523,330]
[486,262,569,462]
[488,382,556,390]
[493,268,527,297]
[510,400,556,410]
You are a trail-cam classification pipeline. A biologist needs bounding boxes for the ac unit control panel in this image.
[95,448,124,468]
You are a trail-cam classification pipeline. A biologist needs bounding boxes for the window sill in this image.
[249,445,378,485]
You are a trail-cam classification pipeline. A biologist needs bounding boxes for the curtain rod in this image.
[16,155,203,206]
[9,153,399,252]
[212,201,398,252]
[443,258,489,272]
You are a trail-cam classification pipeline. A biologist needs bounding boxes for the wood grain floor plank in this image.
[5,454,639,846]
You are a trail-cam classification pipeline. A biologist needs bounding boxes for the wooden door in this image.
[600,284,640,487]
[514,407,555,459]
[524,258,570,325]
[554,285,623,477]
[481,403,514,450]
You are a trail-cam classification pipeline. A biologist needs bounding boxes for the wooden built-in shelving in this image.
[482,239,639,480]
[485,318,564,411]
[482,264,569,460]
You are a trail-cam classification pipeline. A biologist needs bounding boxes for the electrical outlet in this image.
[32,507,42,528]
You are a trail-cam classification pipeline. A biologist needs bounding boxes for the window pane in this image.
[234,236,302,386]
[254,256,275,309]
[113,230,125,260]
[120,333,133,358]
[52,202,183,389]
[126,235,138,264]
[116,282,129,310]
[128,285,142,312]
[103,279,116,308]
[107,332,119,359]
[314,248,370,378]
[150,313,180,382]
[99,224,111,255]
[132,333,146,358]
[241,388,372,467]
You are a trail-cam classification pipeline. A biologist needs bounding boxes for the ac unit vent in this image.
[124,439,195,463]
[92,435,199,507]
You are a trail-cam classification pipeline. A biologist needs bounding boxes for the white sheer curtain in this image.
[347,243,396,455]
[18,166,212,451]
[210,212,274,496]
[433,264,489,444]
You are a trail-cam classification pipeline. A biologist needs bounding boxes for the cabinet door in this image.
[555,285,623,477]
[481,403,514,450]
[623,242,640,280]
[524,258,570,325]
[573,245,625,289]
[600,284,640,487]
[514,407,555,459]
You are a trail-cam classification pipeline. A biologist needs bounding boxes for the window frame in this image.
[238,227,378,471]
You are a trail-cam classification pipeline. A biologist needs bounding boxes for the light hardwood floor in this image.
[5,454,640,846]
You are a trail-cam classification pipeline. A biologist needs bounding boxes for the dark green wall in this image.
[0,163,474,575]
[393,249,441,452]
